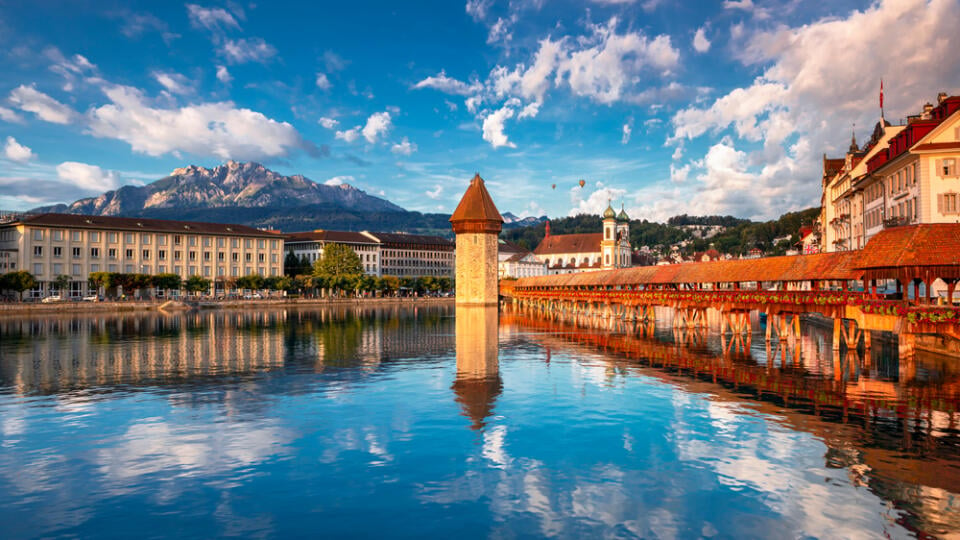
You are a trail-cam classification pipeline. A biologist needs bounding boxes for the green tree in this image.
[152,273,182,296]
[3,271,37,301]
[313,243,362,279]
[88,272,112,296]
[236,274,265,291]
[380,275,400,295]
[184,275,211,295]
[284,251,303,276]
[53,274,71,295]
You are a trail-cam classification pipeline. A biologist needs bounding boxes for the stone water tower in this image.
[450,173,504,305]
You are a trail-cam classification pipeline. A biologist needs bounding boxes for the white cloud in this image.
[559,18,679,104]
[186,4,240,32]
[335,127,360,143]
[418,17,681,149]
[426,185,443,199]
[723,0,753,9]
[391,137,417,155]
[56,161,121,192]
[0,107,22,123]
[316,73,332,90]
[413,71,483,96]
[152,71,191,95]
[669,162,690,183]
[568,183,627,216]
[216,65,232,84]
[444,100,458,112]
[693,27,711,53]
[87,84,305,160]
[361,111,392,143]
[222,38,276,64]
[487,17,512,45]
[8,85,77,124]
[318,117,339,129]
[659,0,960,220]
[465,0,492,21]
[322,50,349,73]
[621,123,632,144]
[324,175,354,186]
[482,105,516,149]
[671,146,683,160]
[3,136,34,163]
[45,47,98,92]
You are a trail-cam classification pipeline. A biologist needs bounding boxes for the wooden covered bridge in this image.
[503,224,960,348]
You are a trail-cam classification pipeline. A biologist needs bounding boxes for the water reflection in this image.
[0,306,455,395]
[501,307,960,537]
[1,305,959,538]
[452,305,502,430]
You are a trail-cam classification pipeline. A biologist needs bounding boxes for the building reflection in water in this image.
[451,305,502,430]
[0,306,456,396]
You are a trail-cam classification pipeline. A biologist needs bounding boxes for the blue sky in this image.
[1,0,958,220]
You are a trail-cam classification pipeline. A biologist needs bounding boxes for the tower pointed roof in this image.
[450,173,504,234]
[617,204,629,222]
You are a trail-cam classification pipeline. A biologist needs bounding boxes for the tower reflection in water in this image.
[451,305,502,430]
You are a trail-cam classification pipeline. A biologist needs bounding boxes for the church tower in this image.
[600,202,617,270]
[450,174,504,305]
[616,205,631,268]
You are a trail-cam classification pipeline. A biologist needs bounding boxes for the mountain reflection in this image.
[452,306,502,430]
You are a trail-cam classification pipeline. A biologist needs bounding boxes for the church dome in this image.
[617,205,629,222]
[603,203,616,220]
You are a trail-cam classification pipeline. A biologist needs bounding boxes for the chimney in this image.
[544,220,551,238]
[922,102,934,119]
[939,92,948,104]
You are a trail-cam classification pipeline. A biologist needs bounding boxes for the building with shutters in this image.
[0,213,284,298]
[822,92,960,253]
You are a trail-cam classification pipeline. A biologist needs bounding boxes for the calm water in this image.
[0,305,958,539]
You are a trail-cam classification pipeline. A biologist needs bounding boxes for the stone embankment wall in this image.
[0,297,454,315]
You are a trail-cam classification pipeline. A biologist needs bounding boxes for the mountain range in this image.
[32,161,544,235]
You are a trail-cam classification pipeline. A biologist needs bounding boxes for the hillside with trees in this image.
[500,207,820,258]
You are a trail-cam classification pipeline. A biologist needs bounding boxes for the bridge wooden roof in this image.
[515,251,862,288]
[857,224,960,281]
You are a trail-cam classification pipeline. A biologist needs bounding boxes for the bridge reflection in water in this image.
[500,304,960,536]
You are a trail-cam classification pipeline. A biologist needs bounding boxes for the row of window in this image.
[31,263,280,278]
[31,247,278,263]
[27,229,279,250]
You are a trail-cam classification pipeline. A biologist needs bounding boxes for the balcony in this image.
[883,216,914,229]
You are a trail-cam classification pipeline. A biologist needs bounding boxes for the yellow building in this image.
[0,213,284,298]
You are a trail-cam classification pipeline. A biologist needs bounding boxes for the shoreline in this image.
[0,296,455,316]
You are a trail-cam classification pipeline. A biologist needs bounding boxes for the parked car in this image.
[243,293,263,299]
[41,295,63,303]
[82,295,99,302]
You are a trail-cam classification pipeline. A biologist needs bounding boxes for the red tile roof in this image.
[450,174,503,234]
[534,233,602,255]
[858,224,960,269]
[517,251,862,288]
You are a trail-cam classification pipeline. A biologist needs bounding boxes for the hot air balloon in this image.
[578,179,586,188]
[551,183,556,190]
